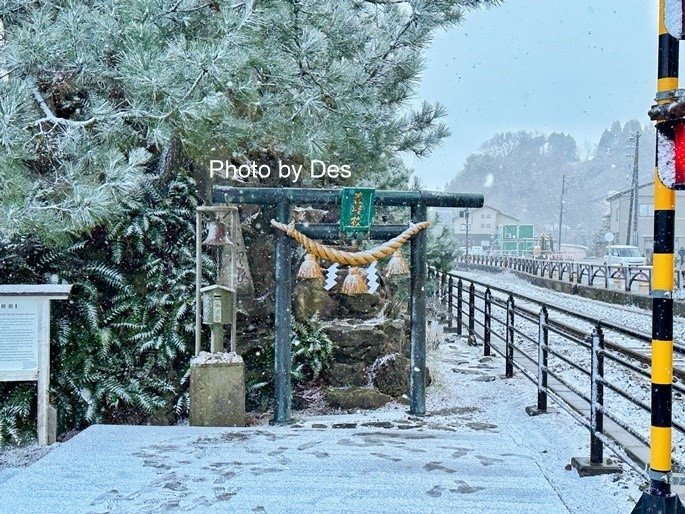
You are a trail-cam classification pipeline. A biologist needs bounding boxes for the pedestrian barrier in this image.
[430,268,685,475]
[455,255,685,294]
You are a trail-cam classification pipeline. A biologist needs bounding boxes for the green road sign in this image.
[501,225,518,240]
[518,225,534,239]
[518,241,534,254]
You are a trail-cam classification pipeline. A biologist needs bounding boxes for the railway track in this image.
[452,272,685,376]
[493,293,685,381]
[433,268,685,477]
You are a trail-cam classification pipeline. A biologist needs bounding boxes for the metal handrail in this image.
[446,270,685,359]
[430,267,685,471]
[457,253,685,301]
[447,269,653,342]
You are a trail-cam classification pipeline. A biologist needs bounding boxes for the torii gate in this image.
[205,186,483,424]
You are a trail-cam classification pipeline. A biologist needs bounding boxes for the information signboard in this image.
[0,285,71,445]
[0,297,40,374]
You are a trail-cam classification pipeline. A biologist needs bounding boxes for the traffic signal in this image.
[656,121,685,189]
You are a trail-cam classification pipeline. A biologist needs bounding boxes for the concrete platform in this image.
[1,423,573,513]
[0,336,640,513]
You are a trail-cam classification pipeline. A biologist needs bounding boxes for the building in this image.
[606,182,685,257]
[432,205,520,250]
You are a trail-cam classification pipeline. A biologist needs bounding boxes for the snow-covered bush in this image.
[0,171,205,444]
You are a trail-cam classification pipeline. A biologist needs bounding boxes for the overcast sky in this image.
[412,0,658,189]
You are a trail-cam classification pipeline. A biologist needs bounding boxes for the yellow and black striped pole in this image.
[633,1,685,512]
[651,0,678,491]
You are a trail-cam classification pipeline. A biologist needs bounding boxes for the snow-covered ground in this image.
[449,270,685,466]
[0,443,51,484]
[0,329,643,513]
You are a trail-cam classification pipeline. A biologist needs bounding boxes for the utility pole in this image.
[557,175,566,255]
[464,208,470,270]
[626,132,640,246]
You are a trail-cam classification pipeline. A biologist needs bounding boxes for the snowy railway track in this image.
[431,268,685,475]
[450,269,685,364]
[488,292,685,380]
[468,266,684,328]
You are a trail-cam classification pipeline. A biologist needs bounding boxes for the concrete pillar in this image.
[190,358,245,427]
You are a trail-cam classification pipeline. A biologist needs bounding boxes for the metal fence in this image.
[430,267,685,473]
[455,254,685,293]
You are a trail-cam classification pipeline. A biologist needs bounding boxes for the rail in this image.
[430,267,685,475]
[456,254,685,294]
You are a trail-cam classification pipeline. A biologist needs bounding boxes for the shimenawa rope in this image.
[270,219,430,266]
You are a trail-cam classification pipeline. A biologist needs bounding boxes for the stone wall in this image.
[293,272,416,410]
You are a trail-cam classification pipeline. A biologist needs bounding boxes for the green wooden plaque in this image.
[340,188,375,234]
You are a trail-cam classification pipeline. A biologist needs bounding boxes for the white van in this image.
[603,245,646,267]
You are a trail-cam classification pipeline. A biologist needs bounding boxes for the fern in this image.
[0,170,209,444]
[291,314,335,384]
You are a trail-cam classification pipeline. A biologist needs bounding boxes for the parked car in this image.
[603,245,647,267]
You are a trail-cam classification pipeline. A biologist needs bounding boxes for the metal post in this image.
[558,174,566,252]
[590,325,605,464]
[635,230,684,481]
[505,296,514,378]
[627,132,641,246]
[456,278,463,336]
[195,211,203,356]
[537,307,549,412]
[468,283,475,343]
[631,2,685,510]
[273,199,293,424]
[440,272,447,306]
[439,271,443,301]
[448,276,454,329]
[410,202,427,416]
[484,288,491,357]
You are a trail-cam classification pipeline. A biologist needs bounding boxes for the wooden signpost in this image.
[0,284,72,445]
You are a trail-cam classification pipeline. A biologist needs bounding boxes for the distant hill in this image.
[445,120,655,247]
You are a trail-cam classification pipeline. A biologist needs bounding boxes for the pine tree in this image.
[1,0,497,240]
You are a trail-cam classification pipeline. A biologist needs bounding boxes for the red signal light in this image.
[676,123,685,185]
[656,122,685,189]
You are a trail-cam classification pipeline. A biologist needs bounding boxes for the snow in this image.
[0,284,72,297]
[0,327,643,513]
[0,443,52,484]
[666,2,684,39]
[190,351,243,366]
[658,129,676,188]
